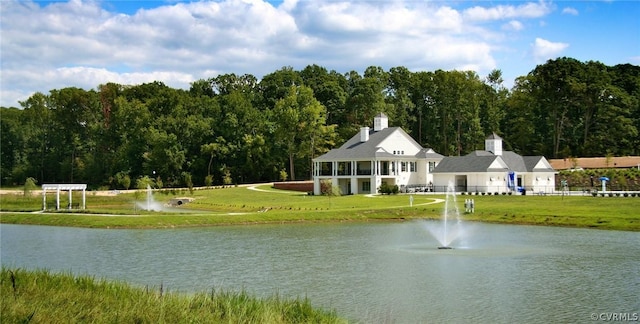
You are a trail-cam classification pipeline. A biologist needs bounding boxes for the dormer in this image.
[373,112,388,131]
[485,132,503,156]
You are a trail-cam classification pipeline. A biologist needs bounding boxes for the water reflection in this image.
[1,222,638,323]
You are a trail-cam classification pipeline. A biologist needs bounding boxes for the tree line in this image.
[1,57,639,189]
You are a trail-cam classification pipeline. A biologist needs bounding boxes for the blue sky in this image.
[1,0,638,107]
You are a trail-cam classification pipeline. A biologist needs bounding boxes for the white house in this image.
[312,113,443,195]
[313,114,557,195]
[432,133,557,194]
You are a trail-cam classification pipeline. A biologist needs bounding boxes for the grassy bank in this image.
[1,267,345,324]
[1,185,639,231]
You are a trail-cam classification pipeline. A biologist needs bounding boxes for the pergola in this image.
[42,184,87,210]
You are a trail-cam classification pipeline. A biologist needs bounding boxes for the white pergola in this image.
[42,184,87,210]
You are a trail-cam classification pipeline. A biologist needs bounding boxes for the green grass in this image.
[1,267,345,324]
[1,185,639,231]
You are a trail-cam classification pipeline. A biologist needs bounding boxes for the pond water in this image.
[1,222,638,323]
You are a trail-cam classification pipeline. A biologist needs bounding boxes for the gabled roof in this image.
[432,154,508,173]
[415,148,444,159]
[314,127,423,161]
[433,151,555,173]
[525,156,555,172]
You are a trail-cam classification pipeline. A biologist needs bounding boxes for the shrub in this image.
[320,179,340,196]
[23,177,38,197]
[279,169,288,182]
[378,182,399,195]
[204,175,213,187]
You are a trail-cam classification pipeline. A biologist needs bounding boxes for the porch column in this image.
[56,188,60,210]
[313,178,321,195]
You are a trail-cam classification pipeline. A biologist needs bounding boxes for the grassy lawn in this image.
[1,185,639,231]
[1,267,345,324]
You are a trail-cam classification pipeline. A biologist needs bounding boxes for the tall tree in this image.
[272,85,333,180]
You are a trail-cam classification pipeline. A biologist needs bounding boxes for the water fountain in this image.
[135,185,165,212]
[424,180,464,249]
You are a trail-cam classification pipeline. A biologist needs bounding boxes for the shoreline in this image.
[1,211,637,232]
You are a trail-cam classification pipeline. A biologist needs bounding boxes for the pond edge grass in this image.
[1,267,346,324]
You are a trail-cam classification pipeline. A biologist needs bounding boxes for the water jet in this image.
[423,180,464,249]
[135,185,165,212]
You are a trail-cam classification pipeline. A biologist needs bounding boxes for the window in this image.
[401,162,407,172]
[410,162,416,172]
[362,181,370,192]
[428,161,435,172]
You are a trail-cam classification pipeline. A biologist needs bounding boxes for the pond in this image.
[1,222,638,323]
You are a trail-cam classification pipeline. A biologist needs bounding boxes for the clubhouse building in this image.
[312,113,556,195]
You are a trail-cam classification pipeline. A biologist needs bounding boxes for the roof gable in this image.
[433,151,555,173]
[525,156,555,171]
[314,127,423,161]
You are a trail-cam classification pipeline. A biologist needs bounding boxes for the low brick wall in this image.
[273,181,314,192]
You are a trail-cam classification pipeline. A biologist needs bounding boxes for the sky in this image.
[1,0,639,108]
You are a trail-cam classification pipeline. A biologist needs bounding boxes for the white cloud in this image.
[562,7,579,15]
[463,1,553,21]
[531,38,569,63]
[502,20,524,31]
[0,0,558,107]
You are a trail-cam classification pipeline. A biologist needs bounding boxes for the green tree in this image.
[272,85,333,180]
